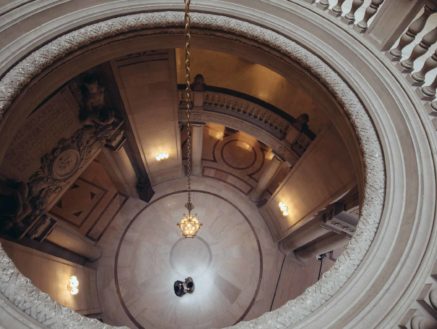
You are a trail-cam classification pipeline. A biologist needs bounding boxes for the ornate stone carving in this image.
[19,118,123,242]
[0,11,384,329]
[51,149,81,180]
[27,127,96,215]
[26,213,56,242]
[77,73,116,127]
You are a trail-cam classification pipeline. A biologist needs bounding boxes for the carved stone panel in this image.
[0,87,81,181]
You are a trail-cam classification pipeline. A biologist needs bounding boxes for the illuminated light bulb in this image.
[214,131,224,140]
[266,151,275,160]
[177,213,202,238]
[68,275,79,295]
[278,201,289,216]
[155,152,169,161]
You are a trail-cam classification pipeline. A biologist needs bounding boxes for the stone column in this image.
[46,221,101,261]
[249,155,283,202]
[191,123,204,176]
[100,146,138,197]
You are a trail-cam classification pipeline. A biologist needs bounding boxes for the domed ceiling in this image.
[0,46,361,329]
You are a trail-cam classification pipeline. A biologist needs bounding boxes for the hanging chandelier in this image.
[177,0,202,238]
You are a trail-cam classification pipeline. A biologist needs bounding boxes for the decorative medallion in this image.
[52,149,81,180]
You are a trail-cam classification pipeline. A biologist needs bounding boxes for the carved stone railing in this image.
[203,90,290,139]
[178,86,307,140]
[283,1,437,327]
[177,85,315,164]
[300,0,385,32]
[295,0,437,115]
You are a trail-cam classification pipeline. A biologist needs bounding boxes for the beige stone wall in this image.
[0,86,81,182]
[1,239,101,315]
[262,125,356,240]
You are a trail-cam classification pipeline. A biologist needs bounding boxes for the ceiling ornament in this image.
[177,0,202,238]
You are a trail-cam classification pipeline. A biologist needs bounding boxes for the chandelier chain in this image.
[184,0,192,212]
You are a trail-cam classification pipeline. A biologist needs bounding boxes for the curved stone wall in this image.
[0,1,434,329]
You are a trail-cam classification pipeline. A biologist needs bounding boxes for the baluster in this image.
[226,100,232,111]
[275,117,284,129]
[331,0,347,17]
[253,107,260,120]
[250,107,258,120]
[356,0,384,33]
[258,109,268,123]
[257,108,263,121]
[431,100,437,112]
[411,49,437,85]
[401,27,437,72]
[239,103,245,114]
[257,108,264,122]
[343,0,364,25]
[235,103,241,113]
[421,74,437,100]
[220,95,226,108]
[231,100,238,113]
[317,0,330,11]
[389,3,437,61]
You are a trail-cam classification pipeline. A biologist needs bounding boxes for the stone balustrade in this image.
[203,92,290,139]
[177,86,314,164]
[303,0,385,32]
[178,87,298,140]
[296,0,437,126]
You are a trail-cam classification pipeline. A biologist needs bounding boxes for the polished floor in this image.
[97,177,283,329]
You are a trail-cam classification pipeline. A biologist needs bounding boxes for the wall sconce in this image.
[155,152,169,161]
[266,150,275,160]
[213,131,224,140]
[68,275,79,295]
[207,123,225,140]
[278,201,289,216]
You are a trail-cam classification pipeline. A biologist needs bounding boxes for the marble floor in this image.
[96,177,283,329]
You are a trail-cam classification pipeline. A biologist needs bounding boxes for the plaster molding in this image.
[0,11,385,329]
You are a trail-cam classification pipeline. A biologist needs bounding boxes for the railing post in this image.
[355,0,384,32]
[411,49,437,85]
[421,74,437,100]
[389,1,437,60]
[343,0,365,25]
[365,0,427,51]
[400,26,437,72]
[330,0,347,17]
[317,0,330,11]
